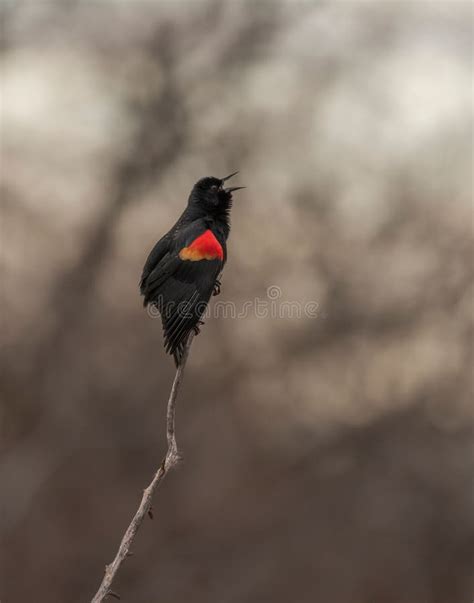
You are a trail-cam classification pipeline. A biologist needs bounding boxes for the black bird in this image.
[140,172,244,365]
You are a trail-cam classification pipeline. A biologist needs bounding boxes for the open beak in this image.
[224,186,246,194]
[220,171,245,194]
[221,171,239,183]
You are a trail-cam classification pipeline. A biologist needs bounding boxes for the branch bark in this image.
[91,331,195,603]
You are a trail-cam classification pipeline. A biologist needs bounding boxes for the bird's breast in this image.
[179,229,224,262]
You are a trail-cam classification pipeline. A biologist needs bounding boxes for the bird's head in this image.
[188,172,244,212]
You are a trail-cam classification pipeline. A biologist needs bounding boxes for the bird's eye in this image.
[211,185,218,192]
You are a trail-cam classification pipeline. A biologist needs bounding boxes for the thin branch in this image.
[90,332,195,603]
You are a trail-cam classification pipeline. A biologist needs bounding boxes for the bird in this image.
[140,172,244,366]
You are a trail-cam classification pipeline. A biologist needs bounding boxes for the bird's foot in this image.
[193,320,205,335]
[213,279,222,296]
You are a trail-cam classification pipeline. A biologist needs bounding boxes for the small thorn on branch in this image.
[107,590,121,600]
[147,506,154,520]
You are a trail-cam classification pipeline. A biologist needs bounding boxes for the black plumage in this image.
[140,173,243,365]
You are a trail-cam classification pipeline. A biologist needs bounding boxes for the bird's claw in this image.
[193,320,205,335]
[213,279,221,296]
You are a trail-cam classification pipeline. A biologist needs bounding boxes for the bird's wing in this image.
[141,221,224,363]
[139,230,173,294]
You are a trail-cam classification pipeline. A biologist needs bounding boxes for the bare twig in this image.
[90,332,194,603]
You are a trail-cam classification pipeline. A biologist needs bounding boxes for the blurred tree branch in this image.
[0,2,288,533]
[91,332,194,603]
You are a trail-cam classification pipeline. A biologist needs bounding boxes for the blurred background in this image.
[1,2,473,602]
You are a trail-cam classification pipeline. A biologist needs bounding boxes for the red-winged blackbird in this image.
[140,172,244,366]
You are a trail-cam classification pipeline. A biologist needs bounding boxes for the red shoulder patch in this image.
[179,229,224,262]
